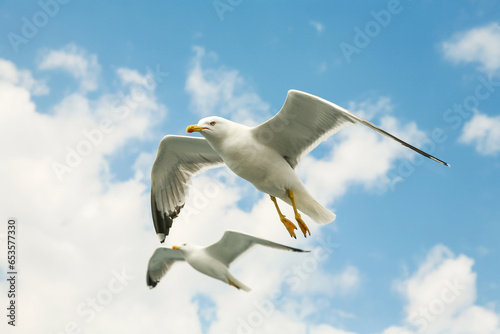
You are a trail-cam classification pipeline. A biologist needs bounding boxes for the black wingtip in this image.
[292,248,311,253]
[147,274,158,289]
[357,118,451,168]
[430,155,450,167]
[438,161,451,167]
[151,193,176,244]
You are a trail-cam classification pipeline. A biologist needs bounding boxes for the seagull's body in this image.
[199,118,334,225]
[146,230,309,291]
[151,90,449,242]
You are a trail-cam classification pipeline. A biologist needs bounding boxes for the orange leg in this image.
[286,189,311,237]
[270,195,297,239]
[228,279,240,290]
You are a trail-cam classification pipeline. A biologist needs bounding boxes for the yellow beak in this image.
[172,245,180,250]
[186,124,206,133]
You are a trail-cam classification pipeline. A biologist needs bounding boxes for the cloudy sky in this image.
[1,1,500,333]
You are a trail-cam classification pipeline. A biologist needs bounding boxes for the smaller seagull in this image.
[146,230,309,291]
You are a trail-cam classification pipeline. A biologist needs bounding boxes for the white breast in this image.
[185,250,228,282]
[223,138,299,196]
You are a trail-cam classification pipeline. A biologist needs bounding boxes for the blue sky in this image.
[1,1,500,333]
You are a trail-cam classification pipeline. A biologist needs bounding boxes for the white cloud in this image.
[383,326,414,334]
[383,244,500,334]
[292,265,360,297]
[310,324,357,334]
[185,46,270,125]
[459,111,500,155]
[0,59,49,95]
[310,20,325,35]
[347,96,393,120]
[38,43,101,92]
[116,67,151,87]
[442,22,500,74]
[0,46,173,333]
[396,245,476,324]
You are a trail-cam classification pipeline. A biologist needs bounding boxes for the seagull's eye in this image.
[210,121,216,126]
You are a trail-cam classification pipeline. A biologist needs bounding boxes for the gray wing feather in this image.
[151,135,225,242]
[252,90,449,168]
[252,90,356,169]
[205,230,309,267]
[146,248,185,289]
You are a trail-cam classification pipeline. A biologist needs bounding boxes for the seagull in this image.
[151,90,449,242]
[146,230,309,291]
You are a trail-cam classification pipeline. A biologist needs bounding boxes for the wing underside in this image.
[151,135,224,242]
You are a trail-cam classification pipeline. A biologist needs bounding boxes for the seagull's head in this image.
[171,243,199,254]
[186,116,234,142]
[171,243,186,250]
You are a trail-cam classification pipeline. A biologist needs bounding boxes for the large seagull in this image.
[151,90,449,242]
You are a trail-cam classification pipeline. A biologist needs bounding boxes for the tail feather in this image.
[227,274,251,292]
[283,189,336,225]
[300,197,336,224]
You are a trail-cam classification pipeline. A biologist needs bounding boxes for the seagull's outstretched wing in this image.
[146,248,185,288]
[205,230,309,267]
[252,90,449,168]
[151,135,224,243]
